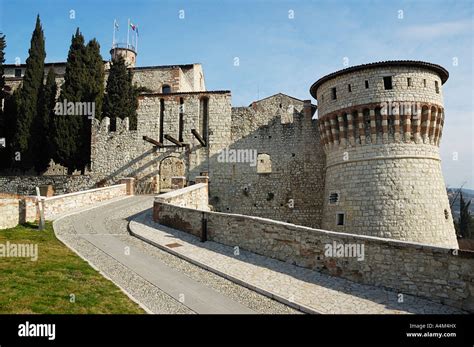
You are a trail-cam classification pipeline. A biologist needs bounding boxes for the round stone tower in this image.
[310,60,458,248]
[110,44,137,68]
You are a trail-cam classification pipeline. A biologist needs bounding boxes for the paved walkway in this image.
[130,210,465,314]
[53,196,298,314]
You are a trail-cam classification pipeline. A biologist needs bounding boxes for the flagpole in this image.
[127,18,130,49]
[112,19,116,47]
[135,30,138,53]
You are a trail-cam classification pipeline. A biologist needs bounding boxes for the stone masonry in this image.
[210,94,325,228]
[90,91,232,190]
[153,183,474,312]
[311,61,457,248]
[2,55,459,248]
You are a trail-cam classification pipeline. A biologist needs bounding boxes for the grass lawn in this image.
[0,222,144,314]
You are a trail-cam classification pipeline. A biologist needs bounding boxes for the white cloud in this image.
[398,20,472,40]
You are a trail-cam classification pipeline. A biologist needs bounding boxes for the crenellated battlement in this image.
[92,116,131,133]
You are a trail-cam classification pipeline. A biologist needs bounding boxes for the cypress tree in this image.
[53,29,105,173]
[85,39,104,120]
[76,39,105,172]
[0,32,6,169]
[459,192,472,239]
[54,28,87,173]
[61,28,87,102]
[32,68,57,173]
[103,55,137,130]
[0,32,5,101]
[13,15,46,170]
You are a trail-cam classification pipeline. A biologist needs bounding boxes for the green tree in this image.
[84,39,104,120]
[0,32,7,169]
[53,29,105,173]
[75,38,105,171]
[32,68,57,173]
[459,192,472,239]
[0,32,5,100]
[103,55,137,130]
[12,15,46,170]
[53,28,87,173]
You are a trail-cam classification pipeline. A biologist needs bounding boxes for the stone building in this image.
[2,49,458,247]
[311,60,457,248]
[3,46,205,94]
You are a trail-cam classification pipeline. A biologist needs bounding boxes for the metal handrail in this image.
[111,42,136,51]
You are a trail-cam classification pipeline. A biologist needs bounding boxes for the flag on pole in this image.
[130,22,139,36]
[113,19,119,46]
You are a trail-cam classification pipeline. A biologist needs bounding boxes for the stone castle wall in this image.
[91,91,325,228]
[4,63,205,94]
[4,61,457,246]
[316,66,444,116]
[132,67,181,92]
[132,66,198,93]
[0,175,98,196]
[209,94,325,228]
[153,188,474,313]
[91,91,232,188]
[323,143,457,247]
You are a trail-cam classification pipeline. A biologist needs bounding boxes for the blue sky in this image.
[0,0,473,188]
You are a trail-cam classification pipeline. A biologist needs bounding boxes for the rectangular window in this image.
[14,68,21,77]
[435,81,439,94]
[329,192,339,204]
[423,79,427,87]
[331,87,337,100]
[347,84,352,92]
[407,78,412,87]
[383,76,393,90]
[336,213,345,226]
[365,80,369,89]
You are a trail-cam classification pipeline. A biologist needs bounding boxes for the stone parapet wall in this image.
[153,183,210,238]
[41,183,129,220]
[153,183,209,237]
[1,181,133,228]
[154,182,209,212]
[152,193,474,312]
[0,199,21,229]
[155,202,204,239]
[0,197,39,230]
